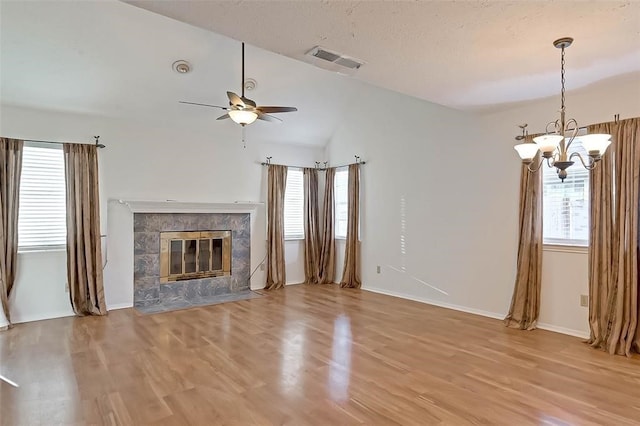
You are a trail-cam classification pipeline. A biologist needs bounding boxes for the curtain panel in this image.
[303,168,321,284]
[266,165,287,290]
[340,164,361,289]
[64,143,107,316]
[505,139,543,330]
[0,138,23,327]
[318,168,336,284]
[588,117,640,356]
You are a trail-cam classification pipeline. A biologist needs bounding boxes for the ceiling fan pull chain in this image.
[242,125,246,148]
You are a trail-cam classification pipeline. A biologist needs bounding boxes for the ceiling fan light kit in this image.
[228,109,258,125]
[513,37,612,182]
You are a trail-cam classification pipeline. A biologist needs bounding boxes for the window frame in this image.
[283,167,305,241]
[334,167,349,240]
[17,142,67,253]
[541,131,590,248]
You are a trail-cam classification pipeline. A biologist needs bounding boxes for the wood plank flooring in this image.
[1,284,639,425]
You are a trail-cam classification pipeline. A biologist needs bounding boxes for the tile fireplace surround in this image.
[133,212,251,309]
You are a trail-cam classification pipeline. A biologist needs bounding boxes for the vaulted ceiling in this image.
[126,0,640,110]
[2,1,639,147]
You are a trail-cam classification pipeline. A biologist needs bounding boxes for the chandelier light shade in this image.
[513,37,612,182]
[228,109,258,125]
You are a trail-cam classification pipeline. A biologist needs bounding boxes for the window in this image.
[334,168,349,239]
[18,143,67,250]
[542,138,590,246]
[284,168,304,240]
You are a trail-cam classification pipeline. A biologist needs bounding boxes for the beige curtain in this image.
[588,117,640,356]
[318,168,336,284]
[303,168,321,284]
[64,144,106,316]
[340,164,361,289]
[266,165,287,290]
[505,141,543,330]
[0,138,23,326]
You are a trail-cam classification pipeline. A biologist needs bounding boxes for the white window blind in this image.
[334,168,349,239]
[284,168,304,240]
[18,144,67,250]
[542,138,590,246]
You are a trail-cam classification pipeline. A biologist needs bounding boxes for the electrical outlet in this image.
[260,262,265,271]
[65,282,69,293]
[376,265,381,274]
[580,294,589,307]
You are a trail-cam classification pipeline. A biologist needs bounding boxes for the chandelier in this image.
[514,37,612,182]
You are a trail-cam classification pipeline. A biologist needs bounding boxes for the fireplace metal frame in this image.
[159,230,231,283]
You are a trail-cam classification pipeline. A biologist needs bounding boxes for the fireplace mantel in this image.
[117,199,263,214]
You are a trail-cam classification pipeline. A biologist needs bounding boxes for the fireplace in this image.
[133,212,251,309]
[160,231,231,282]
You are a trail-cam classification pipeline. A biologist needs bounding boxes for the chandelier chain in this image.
[560,46,566,113]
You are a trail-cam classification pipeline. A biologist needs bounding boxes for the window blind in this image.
[334,168,349,239]
[542,138,590,246]
[18,144,67,250]
[284,168,304,240]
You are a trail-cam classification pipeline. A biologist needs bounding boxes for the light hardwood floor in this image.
[1,285,639,425]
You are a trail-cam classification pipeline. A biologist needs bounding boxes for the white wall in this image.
[326,74,640,338]
[9,250,73,323]
[1,104,322,321]
[481,74,640,336]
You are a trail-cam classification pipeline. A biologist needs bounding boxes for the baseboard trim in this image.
[537,322,590,339]
[363,286,590,339]
[107,302,133,311]
[12,310,74,324]
[363,286,505,320]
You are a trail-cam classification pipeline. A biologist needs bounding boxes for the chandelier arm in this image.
[526,156,545,173]
[545,120,561,135]
[564,118,579,150]
[570,152,597,170]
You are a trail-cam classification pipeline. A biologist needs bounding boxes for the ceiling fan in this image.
[179,42,297,126]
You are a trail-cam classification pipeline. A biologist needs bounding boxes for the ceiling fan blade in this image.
[258,106,298,114]
[179,101,227,109]
[257,111,282,123]
[216,113,230,120]
[242,97,257,108]
[227,91,245,108]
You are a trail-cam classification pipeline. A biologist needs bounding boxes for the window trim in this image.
[18,245,67,254]
[543,244,588,254]
[17,142,68,252]
[283,167,305,241]
[542,131,590,248]
[334,167,349,240]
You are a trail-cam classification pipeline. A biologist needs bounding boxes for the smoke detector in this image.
[172,60,191,74]
[244,78,257,91]
[305,46,364,74]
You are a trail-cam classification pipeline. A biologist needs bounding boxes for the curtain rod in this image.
[260,155,365,170]
[24,136,106,148]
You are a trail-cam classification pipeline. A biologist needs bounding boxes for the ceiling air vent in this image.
[305,46,364,74]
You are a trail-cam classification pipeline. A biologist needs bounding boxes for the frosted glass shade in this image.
[580,133,612,155]
[514,143,539,161]
[533,134,563,154]
[228,109,258,125]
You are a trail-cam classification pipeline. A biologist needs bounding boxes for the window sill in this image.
[284,238,305,242]
[18,245,67,254]
[543,244,588,254]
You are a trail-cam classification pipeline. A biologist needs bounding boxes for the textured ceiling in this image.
[2,1,638,150]
[126,0,640,110]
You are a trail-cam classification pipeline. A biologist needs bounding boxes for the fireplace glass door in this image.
[160,231,231,282]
